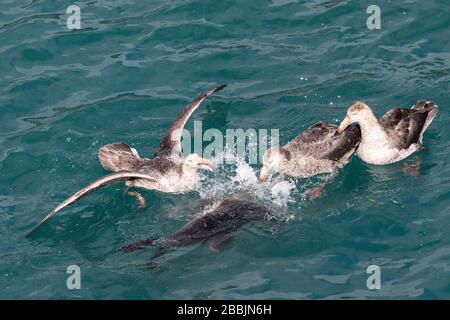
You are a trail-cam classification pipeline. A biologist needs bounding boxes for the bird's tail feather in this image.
[98,142,142,172]
[412,100,438,135]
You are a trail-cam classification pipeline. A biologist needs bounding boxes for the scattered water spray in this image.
[196,149,300,221]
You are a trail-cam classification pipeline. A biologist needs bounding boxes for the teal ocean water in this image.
[1,0,449,299]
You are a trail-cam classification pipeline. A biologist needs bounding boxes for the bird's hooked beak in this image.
[259,165,270,182]
[338,115,352,134]
[198,159,213,171]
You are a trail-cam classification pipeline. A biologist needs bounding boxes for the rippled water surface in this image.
[1,0,449,299]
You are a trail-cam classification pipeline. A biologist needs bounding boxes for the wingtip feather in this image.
[26,210,55,237]
[214,84,227,92]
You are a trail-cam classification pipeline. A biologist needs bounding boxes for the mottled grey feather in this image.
[286,121,361,161]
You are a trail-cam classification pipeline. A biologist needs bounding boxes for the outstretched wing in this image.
[27,171,156,236]
[153,84,227,157]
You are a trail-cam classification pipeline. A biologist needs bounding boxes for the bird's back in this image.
[286,121,361,161]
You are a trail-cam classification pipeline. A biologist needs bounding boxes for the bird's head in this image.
[183,153,213,171]
[338,101,373,134]
[259,147,286,182]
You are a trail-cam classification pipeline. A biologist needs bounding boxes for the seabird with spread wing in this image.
[28,85,226,235]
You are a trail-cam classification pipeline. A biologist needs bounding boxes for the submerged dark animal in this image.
[121,199,272,259]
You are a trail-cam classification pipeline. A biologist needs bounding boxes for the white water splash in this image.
[196,152,299,220]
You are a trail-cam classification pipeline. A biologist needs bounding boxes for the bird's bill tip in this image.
[198,159,213,171]
[259,165,270,182]
[337,115,351,134]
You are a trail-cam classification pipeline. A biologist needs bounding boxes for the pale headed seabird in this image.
[259,121,361,182]
[28,85,227,235]
[337,101,438,165]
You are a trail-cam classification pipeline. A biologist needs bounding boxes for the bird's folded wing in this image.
[293,121,337,145]
[380,102,436,149]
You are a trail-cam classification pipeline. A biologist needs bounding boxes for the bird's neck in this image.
[181,165,200,183]
[357,114,388,146]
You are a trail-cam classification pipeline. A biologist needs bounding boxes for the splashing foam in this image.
[196,152,299,220]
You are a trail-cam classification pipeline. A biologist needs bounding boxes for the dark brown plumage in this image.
[291,121,361,161]
[121,199,271,259]
[379,101,438,149]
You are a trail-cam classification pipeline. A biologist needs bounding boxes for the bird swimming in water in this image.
[337,100,438,165]
[28,85,227,235]
[121,198,272,264]
[259,121,361,182]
